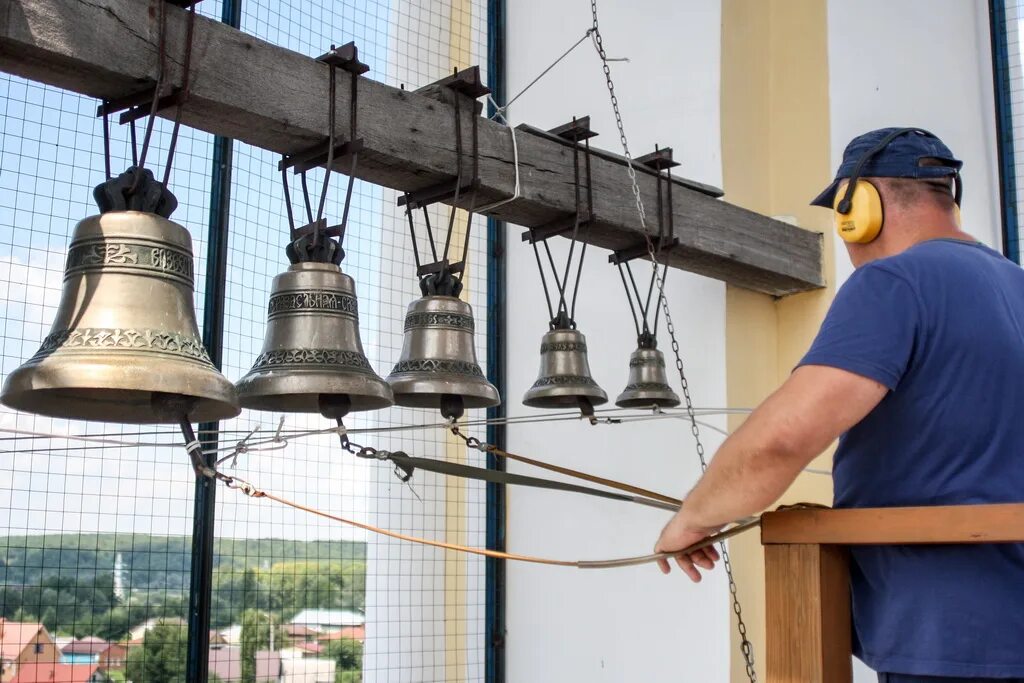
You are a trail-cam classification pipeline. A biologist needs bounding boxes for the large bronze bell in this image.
[1,211,239,423]
[235,262,393,419]
[615,341,680,409]
[523,327,607,410]
[386,295,499,418]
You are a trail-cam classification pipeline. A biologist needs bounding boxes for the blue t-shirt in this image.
[798,239,1024,678]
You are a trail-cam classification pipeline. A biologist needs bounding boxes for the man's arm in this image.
[654,364,888,580]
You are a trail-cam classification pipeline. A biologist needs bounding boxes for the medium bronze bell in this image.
[386,295,499,418]
[235,262,393,419]
[1,211,239,423]
[615,342,680,409]
[523,327,607,410]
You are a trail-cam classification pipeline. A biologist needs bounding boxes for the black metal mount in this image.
[281,42,369,265]
[91,0,204,216]
[521,116,596,245]
[608,145,680,265]
[398,67,489,298]
[519,117,596,331]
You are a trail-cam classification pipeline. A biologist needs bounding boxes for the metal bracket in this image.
[608,144,679,265]
[279,42,368,175]
[522,117,596,245]
[397,66,489,297]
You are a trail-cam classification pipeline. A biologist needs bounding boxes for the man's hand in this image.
[654,510,721,582]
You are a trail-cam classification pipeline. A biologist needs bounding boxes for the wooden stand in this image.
[760,503,1024,682]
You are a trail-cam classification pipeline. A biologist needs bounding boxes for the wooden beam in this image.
[765,543,851,683]
[761,503,1024,545]
[0,0,825,296]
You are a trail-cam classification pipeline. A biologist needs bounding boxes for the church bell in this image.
[614,340,680,409]
[236,261,393,419]
[0,210,240,423]
[386,294,499,419]
[522,326,607,411]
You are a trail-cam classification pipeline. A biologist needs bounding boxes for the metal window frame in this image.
[485,0,508,680]
[989,0,1021,262]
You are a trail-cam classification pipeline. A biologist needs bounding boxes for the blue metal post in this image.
[485,0,507,679]
[989,0,1020,263]
[186,1,241,680]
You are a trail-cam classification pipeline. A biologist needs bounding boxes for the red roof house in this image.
[1,620,60,683]
[9,663,107,683]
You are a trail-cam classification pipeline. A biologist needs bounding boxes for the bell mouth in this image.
[1,355,240,424]
[1,387,239,424]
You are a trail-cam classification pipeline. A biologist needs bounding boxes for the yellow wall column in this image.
[721,1,835,680]
[444,2,473,680]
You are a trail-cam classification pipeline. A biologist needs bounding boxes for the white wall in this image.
[826,2,1001,680]
[827,0,1002,285]
[505,1,729,681]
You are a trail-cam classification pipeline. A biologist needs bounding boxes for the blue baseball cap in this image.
[810,127,962,208]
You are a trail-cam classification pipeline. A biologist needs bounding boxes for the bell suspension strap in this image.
[400,69,484,298]
[526,117,595,330]
[278,43,369,266]
[94,0,200,217]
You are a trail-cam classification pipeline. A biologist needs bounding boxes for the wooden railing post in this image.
[764,543,851,683]
[761,503,1024,683]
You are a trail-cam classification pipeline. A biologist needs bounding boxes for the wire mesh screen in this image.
[0,1,492,682]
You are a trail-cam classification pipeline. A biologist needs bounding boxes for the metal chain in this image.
[589,1,757,679]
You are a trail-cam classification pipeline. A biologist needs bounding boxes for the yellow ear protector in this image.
[834,128,962,244]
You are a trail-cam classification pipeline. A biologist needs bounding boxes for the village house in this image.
[0,620,60,683]
[9,663,108,683]
[60,639,126,670]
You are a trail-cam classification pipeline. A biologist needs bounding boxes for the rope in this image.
[217,469,760,569]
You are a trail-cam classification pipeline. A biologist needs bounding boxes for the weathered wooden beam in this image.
[0,0,825,295]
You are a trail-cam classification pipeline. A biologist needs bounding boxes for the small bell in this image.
[1,210,239,423]
[235,262,393,419]
[523,325,607,411]
[614,335,680,409]
[387,295,499,419]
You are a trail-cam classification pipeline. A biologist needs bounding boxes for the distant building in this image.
[207,646,280,683]
[127,618,186,644]
[220,624,242,646]
[317,626,365,644]
[280,657,335,683]
[209,631,228,646]
[9,662,108,683]
[60,639,125,670]
[283,625,317,643]
[0,620,60,683]
[288,610,364,632]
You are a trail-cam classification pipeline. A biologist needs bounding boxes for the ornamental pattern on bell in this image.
[66,240,193,283]
[530,374,599,387]
[248,348,373,371]
[403,312,475,332]
[539,341,588,353]
[390,358,485,377]
[629,355,665,367]
[621,382,672,391]
[268,290,358,318]
[32,328,212,364]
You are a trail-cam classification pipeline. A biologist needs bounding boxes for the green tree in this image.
[239,609,271,683]
[126,622,188,683]
[324,638,363,679]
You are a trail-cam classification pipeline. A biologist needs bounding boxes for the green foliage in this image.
[0,534,366,637]
[239,609,272,683]
[324,638,363,678]
[125,622,188,683]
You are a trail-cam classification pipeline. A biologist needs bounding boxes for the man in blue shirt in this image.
[654,128,1024,681]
